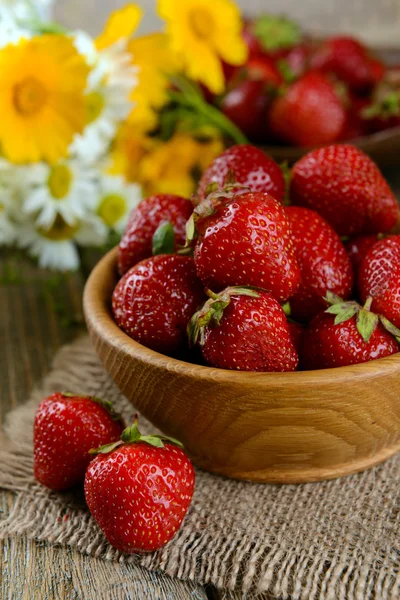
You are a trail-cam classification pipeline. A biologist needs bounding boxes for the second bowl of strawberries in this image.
[214,14,400,147]
[112,142,400,372]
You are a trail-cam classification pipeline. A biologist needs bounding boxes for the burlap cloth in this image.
[1,336,400,599]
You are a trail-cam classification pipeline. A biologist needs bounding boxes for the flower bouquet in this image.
[0,0,248,270]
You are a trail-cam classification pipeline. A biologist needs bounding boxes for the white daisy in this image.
[0,202,17,245]
[96,174,142,234]
[70,35,138,163]
[23,160,98,229]
[0,8,30,47]
[18,216,80,271]
[17,210,108,272]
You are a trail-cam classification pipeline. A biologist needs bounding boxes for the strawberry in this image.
[268,71,346,147]
[358,235,400,329]
[118,195,193,275]
[361,84,400,134]
[112,255,205,355]
[197,144,285,203]
[85,419,194,554]
[345,234,380,273]
[285,206,353,323]
[288,321,304,358]
[221,80,269,141]
[303,292,400,370]
[34,393,124,491]
[188,287,298,372]
[310,36,376,93]
[290,145,399,236]
[192,190,300,302]
[246,55,283,86]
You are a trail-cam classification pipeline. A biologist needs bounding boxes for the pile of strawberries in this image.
[34,392,194,553]
[215,14,400,146]
[113,143,400,372]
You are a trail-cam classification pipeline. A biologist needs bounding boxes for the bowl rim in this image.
[83,246,400,387]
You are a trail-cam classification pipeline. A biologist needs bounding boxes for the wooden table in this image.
[1,166,399,599]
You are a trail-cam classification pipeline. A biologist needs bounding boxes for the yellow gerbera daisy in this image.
[128,33,182,132]
[0,35,89,164]
[95,3,142,51]
[157,0,247,94]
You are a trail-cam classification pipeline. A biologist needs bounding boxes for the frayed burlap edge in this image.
[1,336,400,600]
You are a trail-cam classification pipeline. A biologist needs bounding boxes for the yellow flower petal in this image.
[96,3,142,50]
[157,0,247,93]
[0,35,88,164]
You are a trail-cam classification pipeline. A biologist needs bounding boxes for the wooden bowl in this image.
[83,247,400,484]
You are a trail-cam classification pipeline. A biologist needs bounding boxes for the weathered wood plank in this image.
[0,253,209,600]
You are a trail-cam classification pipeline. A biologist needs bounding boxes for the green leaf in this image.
[356,309,379,342]
[282,302,291,317]
[152,222,175,256]
[277,59,296,84]
[380,315,400,339]
[159,435,184,448]
[185,214,196,243]
[226,286,260,298]
[324,291,345,306]
[333,306,359,325]
[121,422,142,444]
[139,435,165,448]
[89,440,124,455]
[253,14,302,51]
[325,303,354,316]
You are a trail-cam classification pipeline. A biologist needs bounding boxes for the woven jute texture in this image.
[1,336,400,599]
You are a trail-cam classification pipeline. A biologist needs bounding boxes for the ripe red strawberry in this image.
[197,144,285,203]
[345,234,380,273]
[221,80,269,141]
[192,191,300,302]
[188,287,298,371]
[285,206,353,323]
[290,145,399,236]
[303,293,399,370]
[34,393,124,491]
[85,419,194,554]
[268,71,346,147]
[246,55,283,86]
[118,195,193,275]
[288,320,304,358]
[358,235,400,329]
[310,36,376,93]
[112,255,205,355]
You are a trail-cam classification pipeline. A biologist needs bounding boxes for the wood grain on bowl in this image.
[83,247,400,484]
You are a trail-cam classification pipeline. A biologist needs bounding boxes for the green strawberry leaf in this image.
[333,306,359,325]
[152,222,175,256]
[380,315,400,340]
[89,440,124,455]
[253,14,302,51]
[356,308,379,342]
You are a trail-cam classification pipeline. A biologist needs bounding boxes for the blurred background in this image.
[55,0,400,46]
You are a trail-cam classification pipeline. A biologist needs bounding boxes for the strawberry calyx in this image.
[152,221,175,256]
[252,14,302,52]
[362,91,400,120]
[89,416,183,455]
[324,291,400,343]
[184,177,251,247]
[61,392,124,423]
[188,286,260,346]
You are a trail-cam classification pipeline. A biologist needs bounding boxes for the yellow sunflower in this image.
[95,3,142,50]
[0,35,89,164]
[157,0,247,94]
[128,33,182,133]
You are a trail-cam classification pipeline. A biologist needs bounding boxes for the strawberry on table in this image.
[34,393,124,491]
[290,144,399,236]
[118,194,193,275]
[358,235,400,329]
[112,255,205,355]
[303,292,400,370]
[285,206,353,323]
[268,71,347,147]
[197,144,285,203]
[85,419,194,554]
[192,190,300,302]
[221,80,270,141]
[188,287,298,372]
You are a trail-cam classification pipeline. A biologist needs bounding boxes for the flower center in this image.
[85,91,105,124]
[13,77,47,116]
[189,8,214,39]
[38,215,78,241]
[48,164,72,199]
[97,193,127,226]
